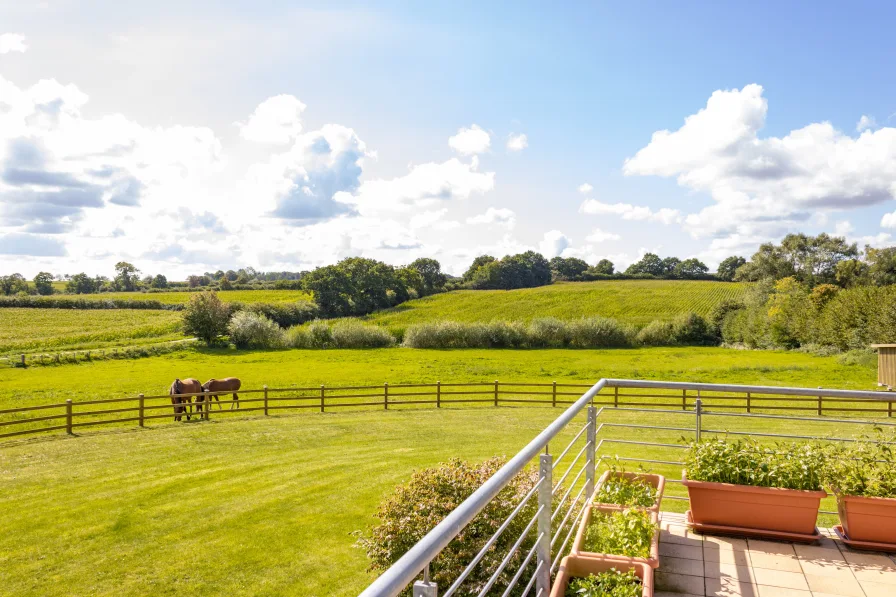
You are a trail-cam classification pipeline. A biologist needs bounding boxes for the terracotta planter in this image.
[592,471,665,512]
[836,493,896,547]
[551,555,653,597]
[571,504,660,568]
[683,470,826,541]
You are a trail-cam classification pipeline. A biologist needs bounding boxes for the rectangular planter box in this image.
[592,471,665,513]
[837,494,896,546]
[683,470,825,541]
[571,504,660,568]
[551,555,653,597]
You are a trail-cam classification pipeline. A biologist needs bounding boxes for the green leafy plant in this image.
[566,568,642,597]
[684,437,826,491]
[582,509,656,558]
[823,427,896,498]
[593,462,657,508]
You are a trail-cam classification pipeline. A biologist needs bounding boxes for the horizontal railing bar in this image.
[71,416,141,428]
[604,379,893,401]
[606,407,695,415]
[700,410,896,427]
[700,429,870,443]
[72,406,140,417]
[438,391,495,396]
[68,396,141,406]
[663,495,688,501]
[607,457,684,466]
[552,421,590,469]
[600,439,687,449]
[598,423,696,432]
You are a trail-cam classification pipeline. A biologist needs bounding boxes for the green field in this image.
[57,289,312,304]
[0,308,183,353]
[363,280,749,329]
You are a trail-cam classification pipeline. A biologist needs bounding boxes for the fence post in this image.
[436,381,441,408]
[746,392,751,414]
[889,393,893,418]
[413,567,437,597]
[552,381,557,407]
[66,399,73,435]
[494,380,499,407]
[614,385,619,408]
[536,452,553,596]
[384,383,389,410]
[264,385,269,416]
[320,384,325,413]
[682,389,687,410]
[695,397,702,442]
[20,354,25,368]
[138,394,145,427]
[818,387,823,416]
[204,389,210,420]
[584,406,597,499]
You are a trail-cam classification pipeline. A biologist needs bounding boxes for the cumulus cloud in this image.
[448,124,490,155]
[577,183,593,195]
[579,199,682,224]
[0,34,26,55]
[585,227,621,242]
[881,211,896,229]
[237,94,307,144]
[539,230,570,258]
[624,84,896,241]
[506,133,528,152]
[856,115,876,132]
[467,207,516,228]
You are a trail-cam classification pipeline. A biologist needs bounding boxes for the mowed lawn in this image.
[363,280,749,329]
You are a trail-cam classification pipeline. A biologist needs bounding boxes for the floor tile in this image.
[655,592,703,597]
[850,565,896,584]
[810,593,859,597]
[750,552,803,572]
[662,528,706,547]
[705,577,759,596]
[656,570,706,595]
[706,547,752,566]
[793,544,844,562]
[751,568,810,590]
[843,551,896,569]
[756,586,811,597]
[860,579,896,597]
[661,555,705,577]
[702,561,754,582]
[661,541,704,560]
[797,559,854,579]
[803,574,863,597]
[705,536,750,551]
[749,539,797,556]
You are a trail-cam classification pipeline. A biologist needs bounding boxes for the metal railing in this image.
[359,379,896,597]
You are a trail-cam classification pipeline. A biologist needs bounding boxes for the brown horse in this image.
[169,378,201,421]
[202,377,242,411]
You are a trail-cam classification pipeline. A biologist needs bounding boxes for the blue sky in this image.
[1,0,895,277]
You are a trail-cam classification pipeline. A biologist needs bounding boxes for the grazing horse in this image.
[169,378,201,421]
[202,377,242,410]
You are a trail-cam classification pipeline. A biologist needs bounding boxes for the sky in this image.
[1,0,896,279]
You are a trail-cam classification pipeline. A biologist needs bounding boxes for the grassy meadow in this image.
[363,280,749,330]
[57,288,313,304]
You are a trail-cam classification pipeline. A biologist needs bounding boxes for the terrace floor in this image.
[656,512,896,597]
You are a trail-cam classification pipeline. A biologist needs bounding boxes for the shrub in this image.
[567,569,642,597]
[403,321,471,349]
[635,320,675,346]
[684,437,826,491]
[357,458,539,595]
[567,317,634,348]
[330,321,395,348]
[582,509,657,559]
[669,312,713,345]
[527,317,570,347]
[232,301,319,328]
[227,311,284,349]
[182,291,230,345]
[823,427,896,498]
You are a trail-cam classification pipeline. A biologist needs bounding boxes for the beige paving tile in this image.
[814,536,840,551]
[811,593,860,597]
[793,544,844,562]
[756,586,811,597]
[803,574,863,597]
[751,568,810,591]
[750,552,804,573]
[662,527,705,547]
[797,559,854,579]
[706,547,752,566]
[860,579,896,597]
[704,536,750,551]
[850,565,896,584]
[656,592,703,597]
[656,570,706,595]
[705,576,759,596]
[702,561,754,582]
[660,541,704,560]
[842,550,896,569]
[661,555,705,577]
[749,539,797,556]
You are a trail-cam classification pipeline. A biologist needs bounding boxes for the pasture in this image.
[363,280,749,329]
[59,288,313,304]
[0,308,183,353]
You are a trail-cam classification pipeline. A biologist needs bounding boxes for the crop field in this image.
[0,308,183,353]
[51,289,313,305]
[363,280,750,329]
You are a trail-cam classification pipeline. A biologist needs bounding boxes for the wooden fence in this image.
[1,381,894,443]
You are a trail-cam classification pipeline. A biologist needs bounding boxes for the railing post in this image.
[584,406,597,499]
[552,381,557,407]
[818,387,823,416]
[138,394,145,427]
[436,381,441,408]
[320,384,325,413]
[264,385,269,416]
[695,397,702,442]
[536,452,553,597]
[746,391,751,414]
[494,380,499,407]
[385,382,389,410]
[413,566,437,597]
[66,399,73,434]
[889,395,893,418]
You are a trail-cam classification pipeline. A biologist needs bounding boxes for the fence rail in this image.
[1,379,894,442]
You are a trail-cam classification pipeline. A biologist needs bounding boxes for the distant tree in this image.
[834,259,869,288]
[33,272,54,295]
[151,274,168,289]
[716,256,746,281]
[661,257,681,277]
[225,269,238,281]
[592,259,615,275]
[549,257,589,281]
[397,266,425,297]
[114,261,140,291]
[736,233,858,286]
[865,246,896,286]
[0,273,29,296]
[235,273,249,285]
[219,277,233,290]
[463,255,496,282]
[408,258,447,294]
[625,253,664,276]
[187,275,204,288]
[675,258,709,279]
[66,273,98,294]
[302,257,409,317]
[182,291,231,345]
[470,252,551,290]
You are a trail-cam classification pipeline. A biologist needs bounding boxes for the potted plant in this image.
[682,437,827,541]
[824,427,896,551]
[593,462,665,512]
[551,556,653,597]
[571,506,660,568]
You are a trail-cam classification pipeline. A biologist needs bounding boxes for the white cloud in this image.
[448,124,490,155]
[506,133,528,152]
[237,94,307,144]
[467,207,516,229]
[585,227,621,243]
[624,84,896,242]
[882,211,896,229]
[857,115,876,132]
[579,200,682,224]
[539,230,570,258]
[834,220,855,236]
[0,34,27,55]
[577,183,593,195]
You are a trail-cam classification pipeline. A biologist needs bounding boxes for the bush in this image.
[0,296,181,310]
[823,427,896,498]
[527,317,570,347]
[330,321,395,348]
[357,458,539,595]
[227,311,284,349]
[182,291,230,345]
[567,317,634,348]
[231,301,319,328]
[636,313,714,346]
[403,321,472,349]
[635,320,675,346]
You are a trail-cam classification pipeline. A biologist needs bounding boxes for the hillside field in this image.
[52,288,313,304]
[363,280,749,329]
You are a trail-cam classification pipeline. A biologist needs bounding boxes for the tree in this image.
[865,246,896,286]
[834,259,869,288]
[717,256,746,281]
[592,259,614,275]
[66,273,98,294]
[114,261,140,291]
[151,274,168,289]
[396,266,425,297]
[182,291,230,344]
[661,257,682,277]
[625,253,664,276]
[33,272,54,295]
[549,257,589,281]
[408,258,447,294]
[675,258,709,279]
[463,255,496,282]
[735,234,858,285]
[302,257,409,317]
[0,273,29,296]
